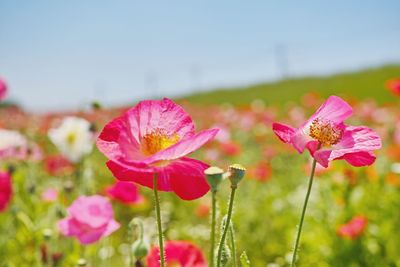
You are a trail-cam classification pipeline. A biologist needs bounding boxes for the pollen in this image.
[309,118,343,146]
[142,128,180,155]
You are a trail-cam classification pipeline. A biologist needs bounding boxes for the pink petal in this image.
[134,98,196,139]
[313,126,381,167]
[104,219,120,236]
[107,158,210,200]
[106,160,173,191]
[341,151,376,167]
[272,122,295,144]
[308,95,353,124]
[0,78,7,101]
[144,129,218,164]
[167,158,210,200]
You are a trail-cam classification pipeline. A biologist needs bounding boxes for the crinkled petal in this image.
[144,129,218,164]
[313,126,381,167]
[272,122,295,144]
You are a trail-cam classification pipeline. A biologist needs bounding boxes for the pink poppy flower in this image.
[146,240,206,267]
[45,155,74,176]
[41,188,58,203]
[385,78,400,95]
[0,171,12,212]
[58,195,120,244]
[0,78,7,101]
[105,181,144,205]
[97,98,218,200]
[272,96,381,167]
[337,215,368,239]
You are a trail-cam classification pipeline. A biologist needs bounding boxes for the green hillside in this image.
[182,64,400,106]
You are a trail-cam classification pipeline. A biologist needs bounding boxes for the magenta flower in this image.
[337,215,368,240]
[41,188,58,203]
[273,96,381,167]
[97,98,218,200]
[146,240,206,267]
[0,171,12,212]
[105,181,144,205]
[58,195,120,244]
[0,78,7,101]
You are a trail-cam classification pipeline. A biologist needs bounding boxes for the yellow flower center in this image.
[66,132,76,145]
[309,118,343,146]
[141,128,180,155]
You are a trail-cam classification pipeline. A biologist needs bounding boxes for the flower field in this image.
[0,71,400,267]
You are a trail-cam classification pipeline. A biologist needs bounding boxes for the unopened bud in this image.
[43,228,53,240]
[228,164,246,187]
[132,239,149,260]
[205,166,224,193]
[77,258,87,267]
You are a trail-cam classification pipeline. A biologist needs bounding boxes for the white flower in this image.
[48,117,94,162]
[0,129,28,159]
[0,129,27,150]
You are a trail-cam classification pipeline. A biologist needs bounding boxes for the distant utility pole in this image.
[145,71,159,99]
[274,44,289,79]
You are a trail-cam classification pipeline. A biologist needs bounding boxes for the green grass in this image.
[182,64,400,106]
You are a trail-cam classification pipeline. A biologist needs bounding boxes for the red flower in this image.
[105,181,144,205]
[337,215,368,239]
[0,171,12,212]
[97,98,218,200]
[44,155,74,176]
[146,241,206,267]
[386,78,400,95]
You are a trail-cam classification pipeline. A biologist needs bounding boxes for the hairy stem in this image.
[217,186,237,267]
[291,157,318,266]
[153,173,165,267]
[210,191,217,267]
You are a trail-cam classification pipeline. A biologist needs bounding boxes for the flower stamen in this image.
[142,128,180,155]
[309,118,343,146]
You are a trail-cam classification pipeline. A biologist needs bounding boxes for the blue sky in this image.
[0,1,399,111]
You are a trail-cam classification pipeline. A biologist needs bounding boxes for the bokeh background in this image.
[1,1,400,267]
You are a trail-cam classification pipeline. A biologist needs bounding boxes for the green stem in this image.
[153,173,165,267]
[210,191,217,267]
[291,157,318,266]
[216,186,237,267]
[229,224,237,267]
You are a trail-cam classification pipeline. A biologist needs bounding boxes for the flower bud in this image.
[204,166,224,193]
[43,228,53,241]
[77,258,87,267]
[228,164,246,187]
[132,239,149,260]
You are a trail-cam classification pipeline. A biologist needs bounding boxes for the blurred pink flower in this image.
[58,195,120,244]
[337,215,368,239]
[0,171,12,212]
[97,98,218,200]
[0,78,7,101]
[41,188,58,202]
[273,96,381,167]
[146,240,206,267]
[105,181,144,205]
[386,78,400,95]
